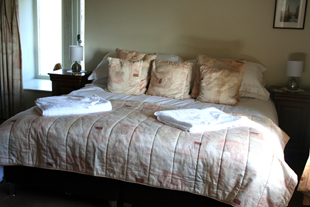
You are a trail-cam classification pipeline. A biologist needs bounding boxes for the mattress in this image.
[70,82,278,124]
[0,97,296,207]
[0,85,278,184]
[0,83,292,207]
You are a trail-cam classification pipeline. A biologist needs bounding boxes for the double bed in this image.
[0,50,298,207]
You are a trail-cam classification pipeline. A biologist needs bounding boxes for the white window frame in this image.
[70,0,85,70]
[33,0,84,79]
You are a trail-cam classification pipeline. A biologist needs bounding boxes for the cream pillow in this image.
[196,60,246,105]
[192,55,246,99]
[239,61,270,100]
[146,60,193,100]
[88,50,182,81]
[106,57,143,95]
[156,54,183,62]
[116,49,157,94]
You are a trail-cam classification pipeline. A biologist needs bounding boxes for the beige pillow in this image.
[191,55,246,98]
[196,61,246,105]
[146,60,193,100]
[106,57,143,95]
[116,49,157,94]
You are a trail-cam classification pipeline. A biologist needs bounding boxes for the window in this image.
[36,0,62,77]
[19,0,85,81]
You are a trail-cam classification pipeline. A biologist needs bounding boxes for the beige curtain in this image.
[0,0,22,120]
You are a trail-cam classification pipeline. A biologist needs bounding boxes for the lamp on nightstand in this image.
[286,60,303,90]
[70,45,83,72]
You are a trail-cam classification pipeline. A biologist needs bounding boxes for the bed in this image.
[0,49,297,207]
[298,153,310,206]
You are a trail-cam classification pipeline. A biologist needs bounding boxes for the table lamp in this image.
[286,60,303,90]
[70,45,83,72]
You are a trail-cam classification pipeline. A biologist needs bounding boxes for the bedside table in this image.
[48,69,91,96]
[270,86,310,161]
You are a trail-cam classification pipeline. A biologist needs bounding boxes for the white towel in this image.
[35,95,112,116]
[154,107,244,132]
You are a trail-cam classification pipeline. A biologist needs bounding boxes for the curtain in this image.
[0,0,22,120]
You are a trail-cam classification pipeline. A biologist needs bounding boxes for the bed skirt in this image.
[4,166,230,207]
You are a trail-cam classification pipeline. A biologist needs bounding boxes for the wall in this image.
[85,0,310,88]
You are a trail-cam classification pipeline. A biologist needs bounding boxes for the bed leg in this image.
[108,200,117,207]
[123,203,132,207]
[8,183,16,196]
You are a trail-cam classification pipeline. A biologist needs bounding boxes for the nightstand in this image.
[270,86,310,161]
[48,69,91,96]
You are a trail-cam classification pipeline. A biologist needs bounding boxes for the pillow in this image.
[191,55,246,99]
[105,57,143,95]
[88,51,116,80]
[88,50,183,81]
[116,48,157,94]
[187,58,270,100]
[239,61,270,100]
[146,60,193,100]
[156,54,183,62]
[184,59,197,90]
[196,60,246,105]
[92,77,108,87]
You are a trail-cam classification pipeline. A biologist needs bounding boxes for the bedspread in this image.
[298,156,310,205]
[0,99,297,206]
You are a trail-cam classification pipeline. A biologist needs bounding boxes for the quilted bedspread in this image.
[0,99,297,206]
[298,156,310,205]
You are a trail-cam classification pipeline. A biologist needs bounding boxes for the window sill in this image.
[23,79,52,92]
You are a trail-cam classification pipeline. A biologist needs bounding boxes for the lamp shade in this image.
[69,45,83,61]
[286,61,303,77]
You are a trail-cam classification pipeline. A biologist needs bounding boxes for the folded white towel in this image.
[35,95,112,116]
[154,107,244,132]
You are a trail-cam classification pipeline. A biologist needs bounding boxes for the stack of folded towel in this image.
[35,95,112,116]
[154,107,244,132]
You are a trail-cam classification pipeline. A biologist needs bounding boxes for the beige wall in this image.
[85,0,310,88]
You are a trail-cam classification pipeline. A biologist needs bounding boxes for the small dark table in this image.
[48,69,92,96]
[270,85,310,161]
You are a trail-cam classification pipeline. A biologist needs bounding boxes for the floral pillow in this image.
[106,57,143,95]
[146,60,193,100]
[196,60,246,105]
[116,49,157,94]
[191,55,245,98]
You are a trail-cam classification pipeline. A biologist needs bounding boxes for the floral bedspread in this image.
[0,99,297,206]
[298,157,310,205]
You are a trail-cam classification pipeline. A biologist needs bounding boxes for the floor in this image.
[0,156,307,207]
[0,182,112,207]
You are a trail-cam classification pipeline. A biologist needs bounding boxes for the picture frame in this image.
[273,0,308,29]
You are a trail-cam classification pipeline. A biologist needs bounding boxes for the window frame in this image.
[34,0,62,79]
[33,0,84,79]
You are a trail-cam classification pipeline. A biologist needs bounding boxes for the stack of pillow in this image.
[88,48,270,105]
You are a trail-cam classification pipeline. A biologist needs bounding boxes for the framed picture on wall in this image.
[273,0,308,29]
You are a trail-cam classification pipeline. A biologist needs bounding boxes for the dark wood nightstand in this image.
[48,69,91,96]
[270,86,310,161]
